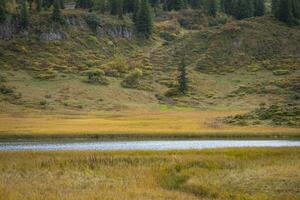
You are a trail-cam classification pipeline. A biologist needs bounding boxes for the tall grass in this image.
[0,148,299,200]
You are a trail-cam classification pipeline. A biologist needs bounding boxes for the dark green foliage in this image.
[0,0,6,23]
[276,0,298,25]
[59,0,65,9]
[110,0,118,15]
[253,0,265,16]
[36,0,42,12]
[43,0,54,9]
[208,0,217,17]
[76,0,94,9]
[85,12,100,31]
[135,0,153,39]
[94,0,106,14]
[165,0,185,11]
[20,0,29,29]
[52,0,64,23]
[178,57,188,95]
[117,0,123,19]
[235,0,254,20]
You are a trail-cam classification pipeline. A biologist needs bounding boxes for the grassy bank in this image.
[0,148,299,200]
[0,111,299,140]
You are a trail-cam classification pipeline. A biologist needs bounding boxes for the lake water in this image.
[0,140,299,151]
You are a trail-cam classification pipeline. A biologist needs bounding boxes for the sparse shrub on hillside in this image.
[121,68,143,88]
[52,0,64,24]
[224,103,300,127]
[103,58,129,77]
[84,68,108,85]
[85,12,100,32]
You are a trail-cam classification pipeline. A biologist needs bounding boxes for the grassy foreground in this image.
[0,148,299,200]
[0,110,299,139]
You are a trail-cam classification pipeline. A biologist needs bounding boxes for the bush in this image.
[84,68,108,85]
[104,58,129,77]
[85,12,100,32]
[121,69,143,88]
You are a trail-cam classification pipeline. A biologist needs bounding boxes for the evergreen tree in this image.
[76,0,93,9]
[208,0,217,17]
[254,0,265,16]
[20,0,29,29]
[52,0,63,23]
[132,0,140,23]
[117,0,123,19]
[0,0,6,23]
[276,0,294,25]
[110,0,118,15]
[272,0,280,16]
[178,56,188,95]
[235,0,254,20]
[36,0,42,12]
[59,0,65,9]
[135,0,153,38]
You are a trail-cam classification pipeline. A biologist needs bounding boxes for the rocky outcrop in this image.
[39,31,66,41]
[96,24,134,39]
[0,16,18,40]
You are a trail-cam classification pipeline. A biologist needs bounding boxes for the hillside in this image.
[0,6,299,136]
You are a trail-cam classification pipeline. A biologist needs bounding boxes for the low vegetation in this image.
[225,103,300,127]
[0,148,299,200]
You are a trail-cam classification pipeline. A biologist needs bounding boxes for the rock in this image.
[40,31,65,41]
[0,16,18,40]
[96,24,133,39]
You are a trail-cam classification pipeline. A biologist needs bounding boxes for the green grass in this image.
[0,148,299,200]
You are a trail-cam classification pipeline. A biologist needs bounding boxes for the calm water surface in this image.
[0,140,299,151]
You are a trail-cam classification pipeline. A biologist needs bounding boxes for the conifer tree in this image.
[208,0,217,17]
[254,0,265,16]
[0,0,6,23]
[276,0,294,25]
[59,0,65,9]
[117,0,123,19]
[36,0,42,12]
[20,0,29,29]
[135,0,153,38]
[110,0,118,15]
[235,0,254,20]
[178,56,188,95]
[52,0,63,23]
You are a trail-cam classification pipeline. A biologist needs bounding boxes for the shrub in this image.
[104,58,129,77]
[85,12,100,32]
[84,68,108,85]
[121,69,143,88]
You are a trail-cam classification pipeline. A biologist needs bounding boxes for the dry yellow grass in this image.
[0,148,299,200]
[0,110,299,138]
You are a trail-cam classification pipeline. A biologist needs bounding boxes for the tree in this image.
[36,0,42,12]
[20,0,29,29]
[110,0,118,15]
[117,0,123,19]
[0,0,6,23]
[276,0,294,25]
[254,0,265,16]
[135,0,153,39]
[59,0,65,9]
[178,56,188,95]
[52,0,63,23]
[76,0,93,9]
[235,0,254,20]
[208,0,217,17]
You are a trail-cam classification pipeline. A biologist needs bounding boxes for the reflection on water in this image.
[0,140,299,151]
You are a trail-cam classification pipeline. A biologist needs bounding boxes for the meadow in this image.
[0,110,299,139]
[0,148,299,200]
